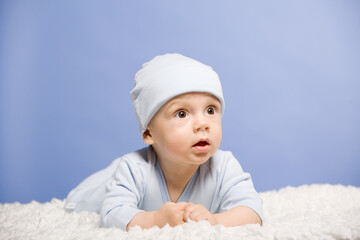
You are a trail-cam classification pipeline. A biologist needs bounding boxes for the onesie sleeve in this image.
[64,158,121,213]
[100,157,145,230]
[217,151,264,222]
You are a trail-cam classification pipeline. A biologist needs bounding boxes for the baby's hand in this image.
[154,202,189,228]
[183,203,217,225]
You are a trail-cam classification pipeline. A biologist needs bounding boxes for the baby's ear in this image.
[142,129,154,145]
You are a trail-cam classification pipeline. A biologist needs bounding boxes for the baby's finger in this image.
[183,205,196,221]
[188,209,203,221]
[193,211,207,222]
[170,218,185,227]
[177,202,190,210]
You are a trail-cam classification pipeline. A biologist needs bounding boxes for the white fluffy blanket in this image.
[1,184,360,240]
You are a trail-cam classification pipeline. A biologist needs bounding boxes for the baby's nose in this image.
[193,116,209,132]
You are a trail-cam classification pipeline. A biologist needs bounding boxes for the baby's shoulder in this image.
[209,149,237,166]
[204,149,243,175]
[122,147,149,162]
[114,146,154,170]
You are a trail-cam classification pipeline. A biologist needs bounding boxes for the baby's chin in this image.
[191,148,218,163]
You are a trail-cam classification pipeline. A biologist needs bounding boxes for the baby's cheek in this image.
[162,132,188,153]
[171,130,189,144]
[212,125,222,147]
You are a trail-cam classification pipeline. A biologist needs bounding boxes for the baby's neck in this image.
[158,159,199,202]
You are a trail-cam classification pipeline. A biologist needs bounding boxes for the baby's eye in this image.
[175,110,187,118]
[206,106,216,115]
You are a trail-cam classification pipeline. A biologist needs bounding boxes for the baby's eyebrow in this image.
[165,100,185,110]
[206,98,221,107]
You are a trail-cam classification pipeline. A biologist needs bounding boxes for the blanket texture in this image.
[1,184,360,240]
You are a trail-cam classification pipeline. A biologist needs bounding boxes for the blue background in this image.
[1,1,359,203]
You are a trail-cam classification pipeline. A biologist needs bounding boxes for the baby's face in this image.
[145,92,222,166]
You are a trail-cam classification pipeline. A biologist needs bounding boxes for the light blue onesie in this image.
[65,146,263,230]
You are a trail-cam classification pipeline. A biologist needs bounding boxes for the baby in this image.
[65,53,263,231]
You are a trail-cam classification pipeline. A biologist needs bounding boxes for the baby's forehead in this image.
[163,92,221,108]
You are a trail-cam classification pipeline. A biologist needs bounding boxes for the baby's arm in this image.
[184,203,261,226]
[213,206,262,226]
[126,202,189,231]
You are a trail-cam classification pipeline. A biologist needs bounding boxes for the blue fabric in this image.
[65,146,263,230]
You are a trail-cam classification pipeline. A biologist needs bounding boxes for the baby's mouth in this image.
[192,140,210,152]
[193,141,209,147]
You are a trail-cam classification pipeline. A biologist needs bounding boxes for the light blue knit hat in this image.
[130,53,225,134]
